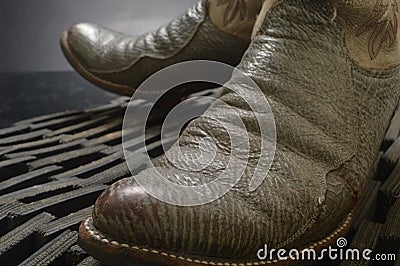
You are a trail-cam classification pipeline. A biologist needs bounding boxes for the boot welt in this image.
[78,211,353,266]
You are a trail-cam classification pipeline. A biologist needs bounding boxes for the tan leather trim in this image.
[252,0,283,39]
[209,0,263,40]
[329,0,400,70]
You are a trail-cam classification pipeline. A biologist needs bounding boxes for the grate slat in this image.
[0,91,397,265]
[20,230,78,266]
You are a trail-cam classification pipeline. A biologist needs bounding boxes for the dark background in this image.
[0,0,197,72]
[0,0,197,128]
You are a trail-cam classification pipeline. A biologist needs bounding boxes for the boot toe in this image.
[62,23,102,69]
[92,177,190,252]
[62,22,132,73]
[90,175,267,259]
[92,178,156,246]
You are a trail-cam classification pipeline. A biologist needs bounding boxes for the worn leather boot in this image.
[78,0,400,265]
[61,0,262,96]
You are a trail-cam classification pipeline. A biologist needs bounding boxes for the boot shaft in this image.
[233,0,400,199]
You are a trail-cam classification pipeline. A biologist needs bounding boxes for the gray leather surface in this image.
[92,0,400,260]
[66,0,249,92]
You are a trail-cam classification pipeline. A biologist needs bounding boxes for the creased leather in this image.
[91,0,400,260]
[66,0,249,92]
[301,62,400,243]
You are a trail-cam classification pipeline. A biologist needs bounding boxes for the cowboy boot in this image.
[61,0,262,96]
[78,0,400,265]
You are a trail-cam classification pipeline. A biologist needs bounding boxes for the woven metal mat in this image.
[0,92,399,266]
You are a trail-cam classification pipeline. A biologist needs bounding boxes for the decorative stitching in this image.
[356,0,399,60]
[83,211,353,266]
[217,0,248,27]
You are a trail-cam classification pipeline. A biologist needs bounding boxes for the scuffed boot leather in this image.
[78,0,400,265]
[61,0,262,96]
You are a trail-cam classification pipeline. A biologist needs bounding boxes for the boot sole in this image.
[78,211,353,266]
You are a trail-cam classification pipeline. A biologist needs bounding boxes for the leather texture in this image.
[329,0,400,70]
[64,0,250,95]
[90,0,400,260]
[209,0,263,40]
